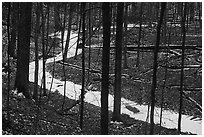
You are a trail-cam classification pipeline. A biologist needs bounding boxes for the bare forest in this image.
[2,2,202,135]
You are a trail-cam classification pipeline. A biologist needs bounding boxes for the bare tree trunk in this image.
[33,3,41,100]
[74,17,81,59]
[46,4,50,53]
[54,3,62,32]
[178,2,187,134]
[111,3,114,36]
[63,3,73,59]
[62,4,67,110]
[75,3,82,59]
[149,3,166,135]
[14,2,32,99]
[112,2,124,122]
[47,4,57,102]
[136,3,143,67]
[6,2,11,122]
[80,2,86,130]
[123,3,128,69]
[101,2,111,135]
[159,4,169,134]
[87,2,92,84]
[10,2,18,58]
[41,3,47,96]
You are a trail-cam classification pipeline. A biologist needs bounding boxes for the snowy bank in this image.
[29,31,202,135]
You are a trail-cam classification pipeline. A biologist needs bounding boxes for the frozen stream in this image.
[29,31,202,135]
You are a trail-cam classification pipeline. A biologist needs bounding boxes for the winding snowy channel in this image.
[29,31,202,135]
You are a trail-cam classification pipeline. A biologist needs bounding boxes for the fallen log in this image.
[58,60,101,74]
[58,61,130,79]
[109,45,202,51]
[159,64,202,69]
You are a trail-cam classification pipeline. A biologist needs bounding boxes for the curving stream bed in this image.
[29,31,202,135]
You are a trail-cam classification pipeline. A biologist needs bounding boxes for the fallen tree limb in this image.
[58,61,130,79]
[159,64,202,69]
[58,60,101,74]
[168,85,202,92]
[109,45,202,51]
[59,100,80,113]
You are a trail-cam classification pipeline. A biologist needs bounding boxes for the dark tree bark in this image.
[41,3,47,96]
[74,17,81,59]
[14,2,32,99]
[61,4,67,110]
[111,3,116,39]
[159,4,168,134]
[74,3,82,59]
[112,2,124,122]
[54,3,62,32]
[6,2,11,122]
[63,3,73,59]
[178,2,187,134]
[136,2,143,67]
[101,2,111,135]
[87,2,92,84]
[149,2,166,135]
[76,3,80,29]
[123,3,128,69]
[80,2,86,130]
[33,3,41,100]
[46,4,50,53]
[47,6,58,102]
[10,2,18,58]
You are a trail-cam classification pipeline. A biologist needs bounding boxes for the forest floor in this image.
[1,83,195,135]
[2,23,202,135]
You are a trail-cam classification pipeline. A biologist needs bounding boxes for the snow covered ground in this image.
[29,31,202,135]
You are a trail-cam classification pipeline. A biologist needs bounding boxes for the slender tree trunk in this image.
[123,3,128,69]
[63,3,73,59]
[74,17,81,59]
[46,4,50,53]
[80,2,86,129]
[14,2,32,99]
[136,3,143,67]
[54,3,62,32]
[101,2,111,135]
[145,103,150,135]
[34,4,43,129]
[112,3,117,42]
[178,3,187,134]
[41,3,47,96]
[112,2,124,122]
[10,2,18,58]
[62,4,67,110]
[159,5,169,134]
[47,4,57,102]
[76,3,80,29]
[33,3,41,100]
[6,2,11,122]
[75,3,82,59]
[87,2,92,84]
[149,3,166,135]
